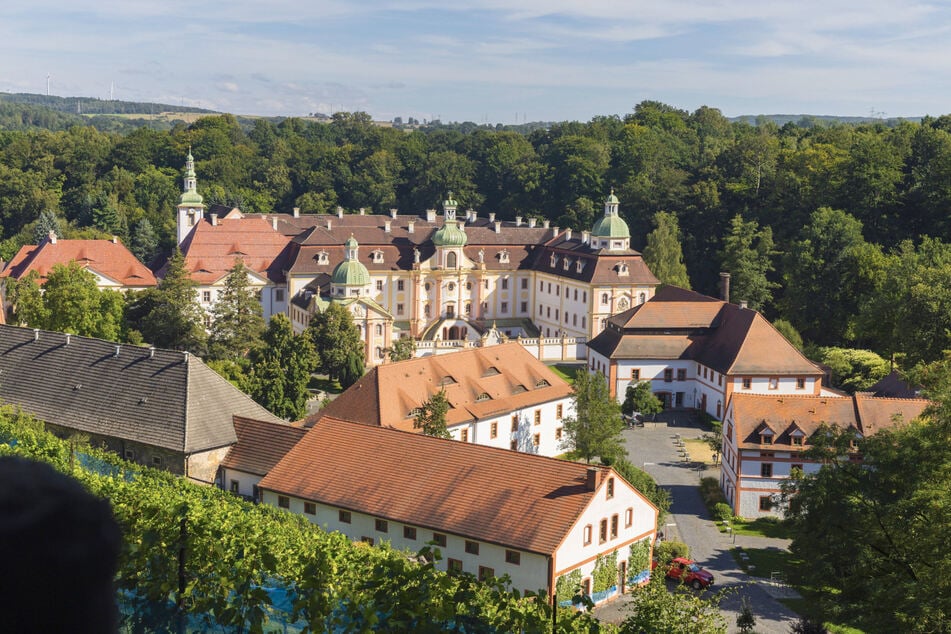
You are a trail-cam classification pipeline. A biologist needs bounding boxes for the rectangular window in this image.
[556,404,563,419]
[664,369,673,382]
[599,519,608,543]
[742,377,752,389]
[490,422,498,438]
[278,495,290,509]
[397,280,405,291]
[339,510,352,524]
[375,519,388,533]
[796,377,806,390]
[677,369,686,381]
[479,566,495,581]
[761,463,773,478]
[465,540,480,555]
[534,410,541,425]
[768,377,779,390]
[759,496,772,511]
[433,533,447,547]
[202,290,211,303]
[403,526,417,540]
[610,514,618,539]
[583,524,592,546]
[304,502,316,515]
[505,550,521,565]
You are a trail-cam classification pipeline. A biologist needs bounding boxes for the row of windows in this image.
[582,508,634,546]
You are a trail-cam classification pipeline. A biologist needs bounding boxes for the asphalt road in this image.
[593,413,801,633]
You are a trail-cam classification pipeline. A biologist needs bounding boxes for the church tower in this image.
[176,150,205,245]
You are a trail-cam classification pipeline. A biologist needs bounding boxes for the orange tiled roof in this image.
[259,416,614,554]
[730,393,929,450]
[220,416,308,476]
[1,238,157,287]
[176,217,292,284]
[305,342,573,431]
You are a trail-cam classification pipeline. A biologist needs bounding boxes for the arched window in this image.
[447,252,457,268]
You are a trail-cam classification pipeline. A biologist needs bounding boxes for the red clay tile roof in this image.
[1,238,156,287]
[220,416,308,476]
[305,343,573,431]
[259,417,613,554]
[589,286,821,376]
[176,217,292,284]
[730,393,929,450]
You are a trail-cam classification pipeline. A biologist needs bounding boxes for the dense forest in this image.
[3,100,951,373]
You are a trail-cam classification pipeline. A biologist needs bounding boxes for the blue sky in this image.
[2,1,951,123]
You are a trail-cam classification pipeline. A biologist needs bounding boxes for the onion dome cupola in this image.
[590,189,630,251]
[176,148,206,246]
[331,235,371,296]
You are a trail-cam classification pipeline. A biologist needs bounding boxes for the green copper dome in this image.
[591,214,630,238]
[331,259,370,286]
[433,220,468,247]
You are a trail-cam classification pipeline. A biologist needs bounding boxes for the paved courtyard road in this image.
[593,413,801,633]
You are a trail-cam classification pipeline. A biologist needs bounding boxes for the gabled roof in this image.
[588,286,821,376]
[174,217,292,285]
[220,416,307,476]
[305,342,572,431]
[730,393,930,450]
[1,238,157,287]
[259,417,620,555]
[0,325,282,453]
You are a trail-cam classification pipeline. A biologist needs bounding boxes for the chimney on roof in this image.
[586,467,602,491]
[271,217,278,230]
[112,235,118,244]
[359,207,366,215]
[489,212,496,223]
[337,206,344,218]
[719,272,731,303]
[293,207,300,218]
[407,220,415,234]
[494,221,501,234]
[565,228,573,241]
[543,219,550,229]
[582,230,590,244]
[149,346,155,359]
[48,230,57,245]
[515,215,523,227]
[326,219,332,230]
[114,344,120,358]
[426,209,436,222]
[739,300,748,309]
[528,217,537,228]
[210,213,218,226]
[390,208,398,219]
[384,219,392,233]
[33,328,39,342]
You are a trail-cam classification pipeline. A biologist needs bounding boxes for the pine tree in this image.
[719,214,776,311]
[249,314,317,420]
[138,249,207,354]
[414,388,451,438]
[207,260,265,361]
[643,211,690,288]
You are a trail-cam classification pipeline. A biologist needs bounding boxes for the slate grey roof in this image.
[0,325,282,453]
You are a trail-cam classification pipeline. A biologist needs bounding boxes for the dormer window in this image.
[371,250,384,264]
[576,260,585,273]
[317,251,329,265]
[499,250,510,264]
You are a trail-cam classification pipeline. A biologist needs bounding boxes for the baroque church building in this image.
[173,154,659,366]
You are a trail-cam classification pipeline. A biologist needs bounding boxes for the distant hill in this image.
[729,113,920,127]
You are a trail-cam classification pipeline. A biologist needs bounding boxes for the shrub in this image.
[654,540,690,564]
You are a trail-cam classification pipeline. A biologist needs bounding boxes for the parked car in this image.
[652,557,715,589]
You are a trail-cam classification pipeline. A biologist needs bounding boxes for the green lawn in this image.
[550,363,583,384]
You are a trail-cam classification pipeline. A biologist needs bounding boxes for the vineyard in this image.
[0,406,602,633]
